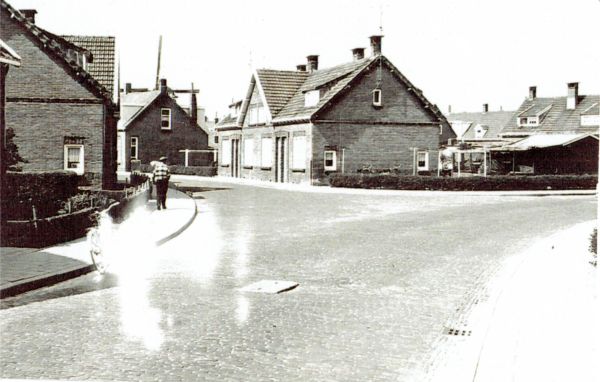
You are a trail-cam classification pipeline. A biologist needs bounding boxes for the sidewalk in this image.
[0,187,197,299]
[168,174,596,197]
[428,220,599,381]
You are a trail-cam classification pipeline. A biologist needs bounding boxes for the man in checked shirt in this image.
[152,156,171,210]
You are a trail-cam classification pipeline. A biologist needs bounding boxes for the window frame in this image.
[64,144,85,175]
[324,150,337,171]
[130,136,139,160]
[243,137,254,167]
[261,137,273,168]
[417,150,429,171]
[161,108,172,130]
[291,135,307,170]
[221,138,231,166]
[304,90,320,107]
[372,89,382,107]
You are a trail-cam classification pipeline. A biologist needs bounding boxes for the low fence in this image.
[131,162,217,177]
[1,181,151,248]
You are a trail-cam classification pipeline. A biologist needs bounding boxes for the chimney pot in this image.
[352,47,365,61]
[528,86,537,100]
[483,103,489,113]
[19,9,37,24]
[159,78,167,94]
[567,82,579,110]
[369,35,383,56]
[306,55,319,72]
[296,64,307,72]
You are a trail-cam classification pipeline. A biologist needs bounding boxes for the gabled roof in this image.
[0,1,112,101]
[448,110,515,140]
[273,58,373,123]
[119,90,161,129]
[0,38,21,66]
[500,95,600,136]
[62,35,115,97]
[218,54,449,129]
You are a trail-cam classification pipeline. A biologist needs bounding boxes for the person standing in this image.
[152,156,170,210]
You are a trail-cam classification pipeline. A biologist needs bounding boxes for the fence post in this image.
[31,204,38,230]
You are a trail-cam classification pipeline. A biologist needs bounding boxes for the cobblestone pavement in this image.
[0,181,596,381]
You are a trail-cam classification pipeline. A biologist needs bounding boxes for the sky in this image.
[6,0,600,119]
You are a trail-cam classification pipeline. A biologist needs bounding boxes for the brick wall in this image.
[1,16,96,100]
[6,102,105,176]
[312,123,439,183]
[126,93,209,170]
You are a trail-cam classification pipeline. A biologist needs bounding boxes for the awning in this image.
[492,133,598,151]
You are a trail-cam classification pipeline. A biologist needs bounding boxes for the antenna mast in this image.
[155,35,162,90]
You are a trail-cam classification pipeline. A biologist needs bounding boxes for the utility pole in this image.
[154,35,162,90]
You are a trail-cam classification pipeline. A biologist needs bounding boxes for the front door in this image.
[275,137,287,182]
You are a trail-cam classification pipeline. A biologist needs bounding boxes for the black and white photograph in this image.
[1,0,599,380]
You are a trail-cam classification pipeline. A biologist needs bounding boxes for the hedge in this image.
[1,171,81,219]
[329,174,598,191]
[132,163,217,177]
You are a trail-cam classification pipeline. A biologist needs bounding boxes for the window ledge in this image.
[260,166,272,171]
[220,164,230,168]
[243,165,253,169]
[291,168,306,173]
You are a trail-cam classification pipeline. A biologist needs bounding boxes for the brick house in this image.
[0,38,21,178]
[447,104,515,145]
[216,36,454,184]
[118,79,210,171]
[0,2,118,188]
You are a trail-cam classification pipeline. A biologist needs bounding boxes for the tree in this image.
[4,127,26,171]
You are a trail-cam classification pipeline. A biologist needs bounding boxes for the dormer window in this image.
[517,117,539,127]
[474,125,488,139]
[372,89,382,107]
[304,90,320,107]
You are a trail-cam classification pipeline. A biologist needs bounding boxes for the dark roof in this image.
[500,95,600,136]
[582,102,599,116]
[273,58,373,123]
[0,1,112,101]
[216,114,239,128]
[119,90,161,128]
[448,110,515,140]
[62,35,115,97]
[218,55,449,129]
[255,69,308,117]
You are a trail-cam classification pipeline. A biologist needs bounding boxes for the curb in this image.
[0,186,197,300]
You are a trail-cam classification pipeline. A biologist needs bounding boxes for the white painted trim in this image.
[252,69,274,123]
[64,144,85,175]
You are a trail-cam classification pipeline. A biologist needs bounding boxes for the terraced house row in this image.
[216,36,455,184]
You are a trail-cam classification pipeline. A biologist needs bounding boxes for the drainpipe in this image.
[341,148,345,173]
[413,148,417,175]
[483,148,487,177]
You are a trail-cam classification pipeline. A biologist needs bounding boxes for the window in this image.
[247,105,266,125]
[214,136,219,144]
[130,137,139,159]
[64,145,84,175]
[372,89,382,107]
[581,115,600,127]
[261,137,273,167]
[304,90,320,107]
[161,108,172,130]
[221,139,231,165]
[324,150,336,171]
[244,138,254,166]
[518,116,539,127]
[292,135,306,170]
[417,151,429,171]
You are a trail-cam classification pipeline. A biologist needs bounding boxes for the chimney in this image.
[159,78,167,95]
[528,86,537,100]
[483,103,488,113]
[19,9,37,24]
[190,93,198,123]
[125,83,132,94]
[567,82,579,110]
[352,47,365,61]
[307,55,319,72]
[296,64,307,72]
[369,35,383,56]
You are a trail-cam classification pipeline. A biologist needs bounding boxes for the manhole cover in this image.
[445,327,472,336]
[240,280,299,294]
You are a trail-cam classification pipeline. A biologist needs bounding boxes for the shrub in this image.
[129,171,149,186]
[2,171,82,219]
[329,174,598,191]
